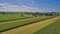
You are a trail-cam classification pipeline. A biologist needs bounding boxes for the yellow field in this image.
[0,16,60,34]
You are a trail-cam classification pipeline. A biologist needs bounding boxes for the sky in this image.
[0,0,60,12]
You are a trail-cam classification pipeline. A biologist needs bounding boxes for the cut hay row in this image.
[0,16,59,34]
[0,16,51,32]
[34,17,60,34]
[0,17,32,25]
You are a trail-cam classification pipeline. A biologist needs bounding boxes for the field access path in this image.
[0,16,60,34]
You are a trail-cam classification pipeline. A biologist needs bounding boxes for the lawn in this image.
[33,18,60,34]
[0,16,53,32]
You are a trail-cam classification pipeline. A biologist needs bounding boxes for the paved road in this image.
[0,16,60,34]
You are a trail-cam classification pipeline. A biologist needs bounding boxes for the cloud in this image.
[0,3,41,12]
[32,0,35,3]
[0,3,21,11]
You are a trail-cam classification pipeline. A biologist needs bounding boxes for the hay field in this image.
[0,16,59,34]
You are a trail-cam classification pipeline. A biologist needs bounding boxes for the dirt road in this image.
[0,16,60,34]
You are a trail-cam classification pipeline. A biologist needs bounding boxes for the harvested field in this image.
[34,16,60,34]
[0,16,59,34]
[0,16,51,32]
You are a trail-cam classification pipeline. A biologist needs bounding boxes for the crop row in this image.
[0,16,54,32]
[33,18,60,34]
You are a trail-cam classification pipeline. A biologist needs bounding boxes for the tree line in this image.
[0,12,60,17]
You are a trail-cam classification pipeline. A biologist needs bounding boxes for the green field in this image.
[0,16,52,32]
[0,13,59,34]
[0,14,33,21]
[34,18,60,34]
[0,16,59,34]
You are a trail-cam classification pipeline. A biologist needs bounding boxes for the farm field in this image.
[0,16,59,34]
[0,0,60,34]
[0,16,52,32]
[0,14,33,22]
[33,17,60,34]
